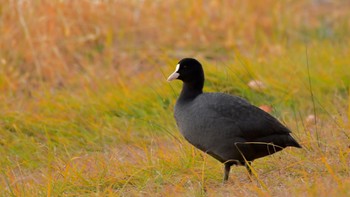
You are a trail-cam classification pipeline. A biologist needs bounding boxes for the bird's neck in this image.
[179,81,203,101]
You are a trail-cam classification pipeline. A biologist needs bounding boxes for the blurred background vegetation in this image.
[1,0,349,87]
[0,0,350,196]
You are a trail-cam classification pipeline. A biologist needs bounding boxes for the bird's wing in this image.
[207,93,291,140]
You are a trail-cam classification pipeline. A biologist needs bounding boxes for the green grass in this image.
[1,0,350,196]
[2,41,350,196]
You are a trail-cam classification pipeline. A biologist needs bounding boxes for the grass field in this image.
[1,0,350,196]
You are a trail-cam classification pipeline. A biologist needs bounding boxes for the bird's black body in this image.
[167,58,302,182]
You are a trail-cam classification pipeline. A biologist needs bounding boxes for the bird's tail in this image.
[287,135,302,148]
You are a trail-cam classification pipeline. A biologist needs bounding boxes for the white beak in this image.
[167,72,180,81]
[167,64,180,82]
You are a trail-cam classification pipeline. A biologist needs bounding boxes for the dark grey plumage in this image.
[167,58,302,182]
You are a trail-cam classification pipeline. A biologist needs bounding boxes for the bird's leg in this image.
[245,161,253,181]
[245,161,252,175]
[223,163,231,183]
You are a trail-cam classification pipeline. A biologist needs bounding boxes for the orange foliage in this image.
[0,0,349,89]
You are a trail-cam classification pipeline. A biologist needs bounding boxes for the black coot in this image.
[167,58,302,182]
